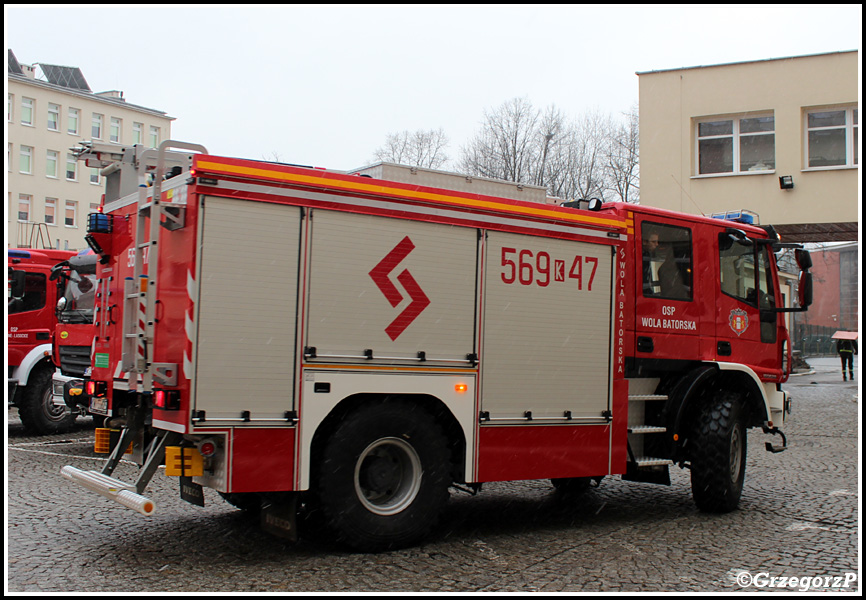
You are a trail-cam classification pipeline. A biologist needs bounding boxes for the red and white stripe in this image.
[183,270,196,380]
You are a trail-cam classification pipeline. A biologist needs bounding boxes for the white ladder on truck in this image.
[123,141,208,393]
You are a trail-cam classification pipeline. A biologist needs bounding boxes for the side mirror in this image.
[798,271,813,309]
[795,249,812,270]
[9,269,26,299]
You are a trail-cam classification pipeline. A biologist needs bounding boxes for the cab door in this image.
[715,232,779,372]
[634,217,703,363]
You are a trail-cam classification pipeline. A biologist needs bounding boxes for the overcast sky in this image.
[6,4,862,170]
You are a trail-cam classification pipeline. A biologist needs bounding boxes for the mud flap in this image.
[260,496,298,542]
[180,476,205,507]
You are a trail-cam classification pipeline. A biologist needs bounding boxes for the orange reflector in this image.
[165,446,204,477]
[94,428,132,454]
[673,433,679,441]
[455,384,468,393]
[94,428,112,453]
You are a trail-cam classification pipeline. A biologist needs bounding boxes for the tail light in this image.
[197,438,218,457]
[85,380,107,397]
[153,390,180,410]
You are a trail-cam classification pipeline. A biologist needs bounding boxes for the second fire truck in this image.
[62,141,811,551]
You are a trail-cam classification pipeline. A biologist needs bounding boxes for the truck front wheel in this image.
[313,400,451,552]
[689,390,746,513]
[17,366,75,435]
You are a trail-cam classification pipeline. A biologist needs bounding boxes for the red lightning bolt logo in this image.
[369,237,431,341]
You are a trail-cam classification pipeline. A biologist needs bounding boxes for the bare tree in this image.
[458,98,630,204]
[605,104,640,204]
[373,128,450,169]
[457,97,540,183]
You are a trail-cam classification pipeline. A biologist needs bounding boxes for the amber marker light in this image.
[455,384,468,393]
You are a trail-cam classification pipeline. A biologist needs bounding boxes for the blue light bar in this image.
[709,210,759,225]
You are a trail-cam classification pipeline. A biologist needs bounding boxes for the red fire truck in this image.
[8,248,100,434]
[49,251,100,424]
[8,247,76,433]
[61,141,812,551]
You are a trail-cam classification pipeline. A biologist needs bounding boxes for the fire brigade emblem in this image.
[369,237,431,341]
[729,308,749,336]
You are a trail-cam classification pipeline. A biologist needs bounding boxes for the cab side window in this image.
[8,271,46,314]
[719,234,777,342]
[641,222,692,301]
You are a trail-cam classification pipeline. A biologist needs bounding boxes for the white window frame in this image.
[90,167,100,185]
[46,150,58,179]
[694,112,775,176]
[18,194,32,222]
[133,122,143,144]
[20,145,33,174]
[68,108,80,135]
[45,197,57,225]
[48,103,60,131]
[65,200,78,228]
[804,106,859,170]
[149,125,160,148]
[8,93,13,122]
[110,117,122,143]
[92,113,103,139]
[21,97,34,126]
[66,153,78,181]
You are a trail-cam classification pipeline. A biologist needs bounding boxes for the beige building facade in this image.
[8,50,173,251]
[638,51,858,242]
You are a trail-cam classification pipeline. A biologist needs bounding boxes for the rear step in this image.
[628,394,669,401]
[628,425,667,434]
[633,457,674,468]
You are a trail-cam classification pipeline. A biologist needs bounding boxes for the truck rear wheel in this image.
[690,390,746,513]
[17,366,75,435]
[314,400,451,552]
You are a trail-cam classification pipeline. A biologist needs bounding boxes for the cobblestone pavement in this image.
[6,358,859,593]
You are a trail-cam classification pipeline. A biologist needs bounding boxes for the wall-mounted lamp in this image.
[779,175,794,190]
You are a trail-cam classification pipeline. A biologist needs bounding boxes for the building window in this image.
[48,103,60,131]
[66,153,78,181]
[18,194,32,221]
[46,150,58,178]
[68,108,79,135]
[110,117,121,143]
[696,114,775,175]
[149,125,160,148]
[90,167,100,185]
[21,97,34,126]
[8,93,13,122]
[45,198,57,225]
[133,122,143,144]
[20,145,33,174]
[92,113,103,139]
[65,200,78,227]
[805,107,859,168]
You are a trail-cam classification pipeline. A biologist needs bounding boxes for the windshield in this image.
[59,271,97,323]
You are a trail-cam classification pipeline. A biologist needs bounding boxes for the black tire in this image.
[551,477,593,494]
[17,366,75,435]
[313,401,451,552]
[690,390,747,513]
